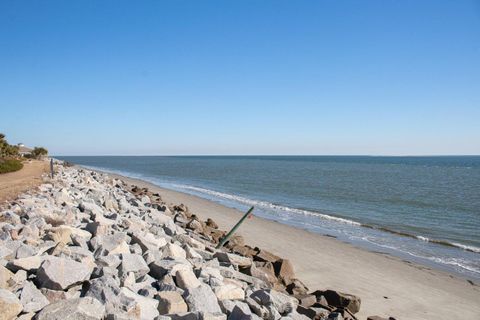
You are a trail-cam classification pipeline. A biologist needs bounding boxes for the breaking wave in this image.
[170,183,362,226]
[170,183,480,254]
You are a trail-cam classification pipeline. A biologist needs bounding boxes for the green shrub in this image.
[0,159,23,174]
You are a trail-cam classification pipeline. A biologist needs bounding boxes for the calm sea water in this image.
[57,156,480,280]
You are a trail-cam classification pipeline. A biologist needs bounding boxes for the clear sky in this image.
[1,1,479,156]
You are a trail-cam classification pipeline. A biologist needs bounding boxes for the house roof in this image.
[18,146,33,153]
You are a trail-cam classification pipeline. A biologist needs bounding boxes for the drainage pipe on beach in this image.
[216,206,254,249]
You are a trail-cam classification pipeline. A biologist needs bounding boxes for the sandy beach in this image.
[0,159,49,204]
[110,172,480,320]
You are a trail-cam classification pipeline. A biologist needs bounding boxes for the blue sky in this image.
[1,0,479,155]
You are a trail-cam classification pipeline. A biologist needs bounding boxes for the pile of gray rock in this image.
[0,162,387,320]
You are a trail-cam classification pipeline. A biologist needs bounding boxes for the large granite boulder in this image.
[36,256,92,290]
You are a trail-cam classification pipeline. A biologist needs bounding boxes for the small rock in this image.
[185,245,203,260]
[285,279,308,296]
[120,287,160,320]
[140,195,151,204]
[163,243,187,259]
[41,288,70,304]
[254,250,280,263]
[156,291,188,314]
[90,233,130,256]
[19,281,49,313]
[228,304,252,320]
[214,252,252,267]
[176,269,202,290]
[214,283,245,300]
[148,257,191,279]
[0,265,14,289]
[241,263,277,285]
[85,221,110,237]
[8,270,27,291]
[317,290,361,314]
[183,284,222,314]
[35,297,105,320]
[327,312,343,320]
[284,311,311,320]
[205,218,218,229]
[175,234,206,250]
[15,244,36,259]
[245,296,268,318]
[47,226,91,245]
[0,288,23,320]
[131,233,167,254]
[295,294,316,308]
[201,312,227,320]
[79,202,104,216]
[7,256,43,273]
[251,289,297,315]
[104,197,119,212]
[187,219,204,233]
[85,276,137,317]
[17,312,35,320]
[273,259,295,284]
[119,253,150,280]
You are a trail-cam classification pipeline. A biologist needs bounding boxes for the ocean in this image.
[57,156,480,280]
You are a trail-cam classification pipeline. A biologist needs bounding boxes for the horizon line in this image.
[53,154,480,157]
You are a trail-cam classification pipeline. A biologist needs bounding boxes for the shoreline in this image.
[71,163,480,281]
[101,169,480,320]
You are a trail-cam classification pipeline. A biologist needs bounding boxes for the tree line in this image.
[0,133,48,159]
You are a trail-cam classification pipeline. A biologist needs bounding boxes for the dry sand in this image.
[0,159,49,203]
[112,173,480,320]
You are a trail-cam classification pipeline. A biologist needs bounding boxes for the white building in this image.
[17,143,33,157]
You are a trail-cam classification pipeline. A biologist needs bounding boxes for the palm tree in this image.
[0,134,20,158]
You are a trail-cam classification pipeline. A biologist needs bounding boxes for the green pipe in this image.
[50,158,54,178]
[216,206,254,249]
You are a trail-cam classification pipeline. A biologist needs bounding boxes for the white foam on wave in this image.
[450,242,480,254]
[414,253,480,274]
[417,236,429,242]
[415,236,480,253]
[362,237,480,275]
[170,183,362,226]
